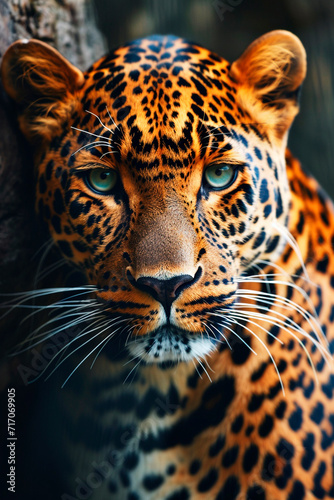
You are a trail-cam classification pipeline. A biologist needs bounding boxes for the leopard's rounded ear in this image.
[1,39,85,143]
[230,30,307,138]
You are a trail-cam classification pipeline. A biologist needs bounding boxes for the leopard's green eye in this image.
[204,164,236,189]
[87,168,117,194]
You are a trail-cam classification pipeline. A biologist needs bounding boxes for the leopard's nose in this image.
[128,269,202,316]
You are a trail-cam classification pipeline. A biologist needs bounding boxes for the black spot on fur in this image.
[165,488,190,500]
[197,468,218,492]
[258,414,274,437]
[216,476,240,500]
[142,474,164,491]
[231,414,243,434]
[39,175,47,194]
[53,189,65,215]
[276,438,294,460]
[301,433,315,471]
[58,240,73,258]
[262,453,276,481]
[317,254,329,274]
[222,445,239,468]
[242,444,259,473]
[209,435,225,457]
[69,200,84,219]
[288,404,303,431]
[230,334,252,365]
[189,459,201,475]
[248,393,265,412]
[288,481,305,500]
[61,140,71,157]
[259,179,269,203]
[247,484,266,500]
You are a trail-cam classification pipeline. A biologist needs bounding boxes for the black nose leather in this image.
[135,273,196,316]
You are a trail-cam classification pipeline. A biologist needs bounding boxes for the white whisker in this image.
[89,318,130,369]
[272,221,310,281]
[31,237,54,260]
[221,308,324,383]
[225,316,285,396]
[208,314,258,356]
[60,324,123,388]
[206,321,232,350]
[194,354,212,383]
[12,309,101,354]
[99,150,118,159]
[237,277,321,330]
[235,286,326,346]
[84,109,115,135]
[33,239,55,289]
[70,140,115,157]
[226,305,329,359]
[123,356,143,384]
[105,104,120,130]
[31,317,108,382]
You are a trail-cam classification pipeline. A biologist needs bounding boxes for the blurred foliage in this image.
[93,0,334,197]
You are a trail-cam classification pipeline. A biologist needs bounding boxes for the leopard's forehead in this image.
[76,36,243,175]
[86,35,231,107]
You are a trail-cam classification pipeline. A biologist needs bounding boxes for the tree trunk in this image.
[0,0,106,381]
[0,0,106,285]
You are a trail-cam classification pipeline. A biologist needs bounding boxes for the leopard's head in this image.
[1,31,306,363]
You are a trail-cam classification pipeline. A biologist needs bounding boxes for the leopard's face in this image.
[1,32,306,363]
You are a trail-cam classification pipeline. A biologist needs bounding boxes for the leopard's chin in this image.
[127,325,218,364]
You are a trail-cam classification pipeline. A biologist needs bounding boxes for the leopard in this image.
[1,30,334,500]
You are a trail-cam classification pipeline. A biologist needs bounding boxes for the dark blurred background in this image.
[92,0,334,198]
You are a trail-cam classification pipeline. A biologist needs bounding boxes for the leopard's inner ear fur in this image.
[1,39,85,145]
[230,30,307,140]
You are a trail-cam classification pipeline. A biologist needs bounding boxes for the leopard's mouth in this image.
[126,325,218,364]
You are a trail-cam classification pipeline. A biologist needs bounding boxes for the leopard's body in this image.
[1,31,334,499]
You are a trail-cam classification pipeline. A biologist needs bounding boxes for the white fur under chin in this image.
[127,330,217,363]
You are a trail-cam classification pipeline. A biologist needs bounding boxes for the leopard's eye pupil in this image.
[87,168,117,194]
